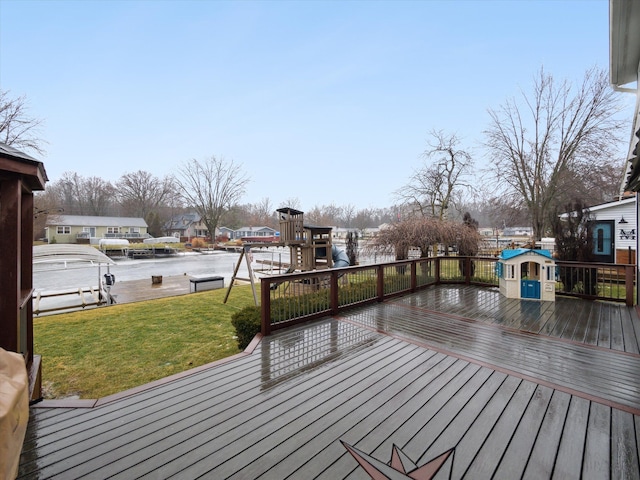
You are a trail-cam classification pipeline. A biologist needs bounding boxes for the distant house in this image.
[218,226,235,240]
[361,226,381,238]
[235,226,278,242]
[45,215,148,244]
[501,226,534,246]
[164,213,210,239]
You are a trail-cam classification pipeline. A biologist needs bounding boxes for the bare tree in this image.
[341,203,356,228]
[304,206,324,225]
[564,161,626,205]
[551,200,596,295]
[253,197,275,226]
[279,197,301,210]
[46,172,116,216]
[82,176,116,216]
[396,130,473,220]
[0,89,46,155]
[33,190,63,240]
[176,156,250,239]
[485,195,529,230]
[484,67,625,240]
[117,170,177,219]
[352,208,374,234]
[52,172,89,214]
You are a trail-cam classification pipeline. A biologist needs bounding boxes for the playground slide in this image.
[332,245,350,268]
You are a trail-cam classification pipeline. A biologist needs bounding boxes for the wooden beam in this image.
[0,179,21,353]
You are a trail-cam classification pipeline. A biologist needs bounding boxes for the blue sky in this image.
[0,0,632,211]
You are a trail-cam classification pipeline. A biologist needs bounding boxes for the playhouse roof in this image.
[500,248,554,261]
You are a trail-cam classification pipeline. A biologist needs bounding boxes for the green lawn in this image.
[35,285,258,400]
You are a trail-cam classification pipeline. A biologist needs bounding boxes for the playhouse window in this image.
[506,264,515,279]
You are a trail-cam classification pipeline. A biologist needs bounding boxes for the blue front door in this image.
[591,220,615,263]
[521,280,540,299]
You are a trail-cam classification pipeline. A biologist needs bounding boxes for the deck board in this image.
[344,297,640,413]
[551,396,589,480]
[19,285,640,479]
[262,351,454,479]
[582,402,611,479]
[612,409,640,480]
[463,380,539,478]
[490,384,555,480]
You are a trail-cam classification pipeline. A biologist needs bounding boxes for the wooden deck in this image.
[18,285,640,479]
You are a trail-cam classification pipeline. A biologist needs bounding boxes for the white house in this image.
[46,215,148,244]
[235,226,278,241]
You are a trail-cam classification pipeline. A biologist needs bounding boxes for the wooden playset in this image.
[224,207,335,304]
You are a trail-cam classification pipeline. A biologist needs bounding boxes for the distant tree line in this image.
[33,162,402,240]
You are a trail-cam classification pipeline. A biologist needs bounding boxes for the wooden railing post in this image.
[464,257,471,284]
[377,265,384,302]
[330,270,339,314]
[435,257,441,284]
[260,277,272,336]
[411,261,417,292]
[625,265,635,307]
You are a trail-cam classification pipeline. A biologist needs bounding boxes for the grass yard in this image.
[35,285,258,400]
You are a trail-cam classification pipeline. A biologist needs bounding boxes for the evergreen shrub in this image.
[231,305,261,349]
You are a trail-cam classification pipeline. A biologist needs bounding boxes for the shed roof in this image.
[0,142,48,190]
[500,248,554,261]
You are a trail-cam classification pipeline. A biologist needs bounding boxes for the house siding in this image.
[589,198,637,264]
[46,215,148,244]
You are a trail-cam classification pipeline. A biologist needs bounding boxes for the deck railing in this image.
[260,256,500,335]
[554,260,635,305]
[260,256,636,335]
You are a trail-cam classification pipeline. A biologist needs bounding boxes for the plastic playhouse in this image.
[497,248,556,301]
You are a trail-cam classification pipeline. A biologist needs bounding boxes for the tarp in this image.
[0,348,29,479]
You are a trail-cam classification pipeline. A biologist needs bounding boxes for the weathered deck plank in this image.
[551,396,589,480]
[490,384,555,479]
[521,390,572,480]
[352,296,640,413]
[612,408,640,480]
[462,380,539,478]
[582,402,611,478]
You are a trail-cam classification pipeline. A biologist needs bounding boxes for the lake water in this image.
[33,249,286,292]
[32,243,394,293]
